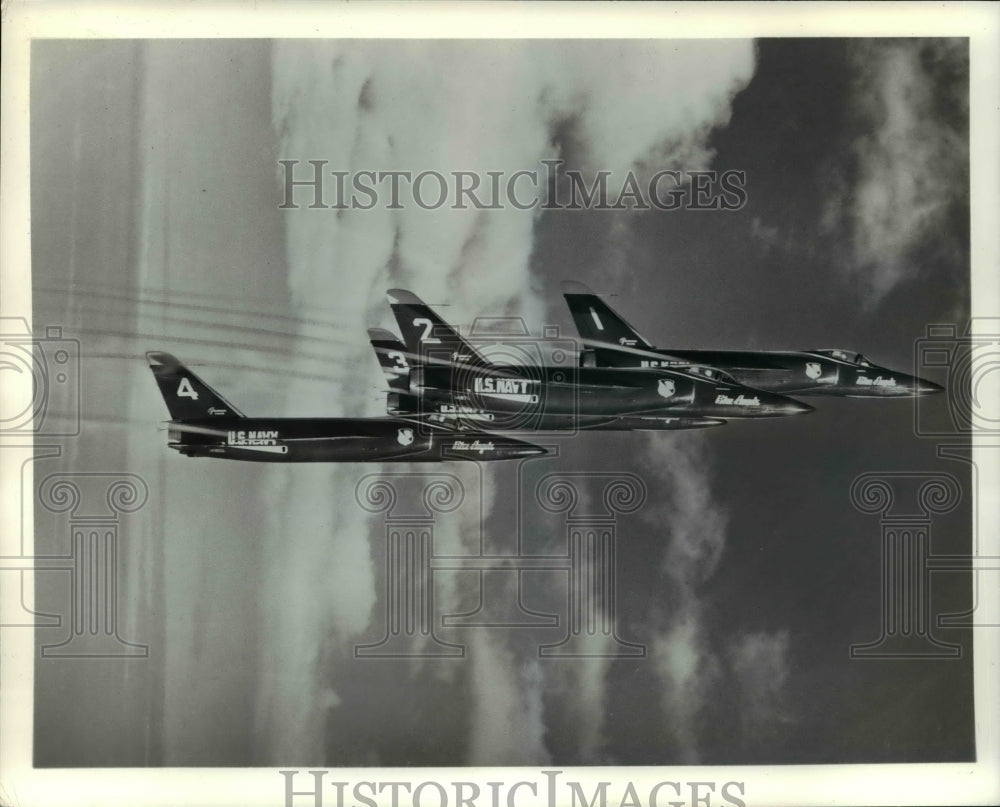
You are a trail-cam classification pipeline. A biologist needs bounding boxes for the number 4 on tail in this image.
[177,377,199,400]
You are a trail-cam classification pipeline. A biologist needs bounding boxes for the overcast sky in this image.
[31,37,972,768]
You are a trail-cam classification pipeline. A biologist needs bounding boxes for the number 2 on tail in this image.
[413,317,440,343]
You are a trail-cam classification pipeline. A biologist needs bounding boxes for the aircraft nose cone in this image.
[788,399,814,415]
[759,394,813,416]
[503,443,549,458]
[915,378,945,395]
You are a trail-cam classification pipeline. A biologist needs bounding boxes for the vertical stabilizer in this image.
[146,351,245,420]
[561,281,656,351]
[387,289,494,367]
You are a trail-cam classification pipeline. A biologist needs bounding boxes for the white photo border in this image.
[2,2,998,806]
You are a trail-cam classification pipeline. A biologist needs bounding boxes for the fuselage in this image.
[587,346,943,397]
[166,417,547,462]
[407,363,812,421]
[385,393,728,432]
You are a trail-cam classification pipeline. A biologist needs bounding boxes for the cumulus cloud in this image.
[272,40,755,331]
[823,39,968,303]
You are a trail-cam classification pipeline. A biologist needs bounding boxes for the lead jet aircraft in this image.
[381,289,813,428]
[561,281,944,397]
[146,351,547,462]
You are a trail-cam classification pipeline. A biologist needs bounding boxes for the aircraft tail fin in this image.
[561,281,656,351]
[146,351,245,420]
[387,289,493,367]
[368,328,413,393]
[386,392,422,416]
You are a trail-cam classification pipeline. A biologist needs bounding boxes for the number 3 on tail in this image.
[177,377,199,400]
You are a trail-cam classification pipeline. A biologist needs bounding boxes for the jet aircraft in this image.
[146,351,547,462]
[369,327,727,432]
[381,289,813,429]
[561,281,944,397]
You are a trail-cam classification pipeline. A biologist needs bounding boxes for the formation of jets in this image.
[148,283,942,463]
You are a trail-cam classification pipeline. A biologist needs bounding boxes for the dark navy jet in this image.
[379,290,812,429]
[369,328,726,432]
[561,281,944,398]
[146,351,547,462]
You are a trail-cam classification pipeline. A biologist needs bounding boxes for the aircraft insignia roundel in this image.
[657,378,676,398]
[805,362,822,380]
[397,428,414,446]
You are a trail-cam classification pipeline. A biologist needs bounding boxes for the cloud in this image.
[466,636,551,765]
[727,629,793,736]
[643,433,728,762]
[643,438,798,761]
[252,474,379,764]
[535,40,755,177]
[823,39,968,303]
[272,40,756,331]
[649,609,724,764]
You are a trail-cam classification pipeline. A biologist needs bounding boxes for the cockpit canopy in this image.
[812,349,873,367]
[685,365,738,383]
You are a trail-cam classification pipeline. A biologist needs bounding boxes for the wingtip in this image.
[386,288,424,306]
[561,280,595,296]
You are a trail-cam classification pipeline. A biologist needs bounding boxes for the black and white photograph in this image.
[2,4,998,806]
